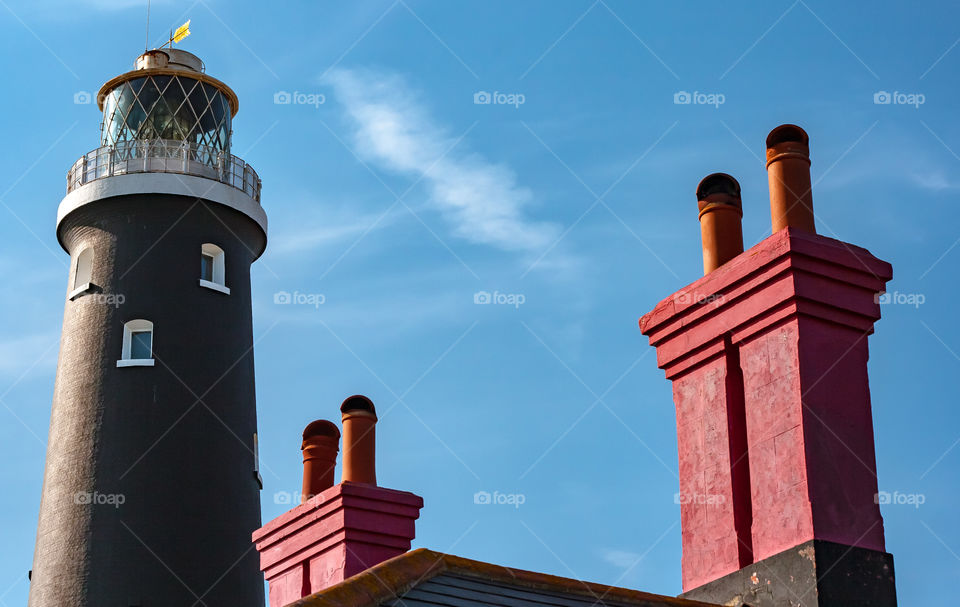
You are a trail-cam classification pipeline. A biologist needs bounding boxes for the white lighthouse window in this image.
[68,247,95,300]
[117,319,155,367]
[199,243,230,295]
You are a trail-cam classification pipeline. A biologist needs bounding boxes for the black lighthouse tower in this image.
[29,48,267,606]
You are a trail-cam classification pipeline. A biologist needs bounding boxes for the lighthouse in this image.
[29,47,267,606]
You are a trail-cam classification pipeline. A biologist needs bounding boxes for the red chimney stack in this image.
[640,125,896,607]
[253,396,423,607]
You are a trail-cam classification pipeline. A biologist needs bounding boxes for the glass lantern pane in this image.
[99,74,233,162]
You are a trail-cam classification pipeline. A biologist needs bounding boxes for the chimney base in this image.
[680,540,897,607]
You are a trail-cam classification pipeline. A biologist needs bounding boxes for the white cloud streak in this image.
[0,333,58,378]
[326,68,560,253]
[600,548,643,570]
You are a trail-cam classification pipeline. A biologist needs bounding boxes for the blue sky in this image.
[1,0,959,603]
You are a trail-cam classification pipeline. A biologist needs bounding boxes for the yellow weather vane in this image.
[163,20,191,48]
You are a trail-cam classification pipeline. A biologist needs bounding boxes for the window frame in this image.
[200,253,215,282]
[68,247,96,300]
[117,319,155,367]
[198,243,230,295]
[253,433,263,489]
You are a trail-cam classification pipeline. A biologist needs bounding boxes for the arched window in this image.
[69,247,95,300]
[117,319,154,367]
[199,243,229,294]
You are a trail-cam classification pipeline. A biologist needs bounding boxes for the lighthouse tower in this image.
[29,48,267,606]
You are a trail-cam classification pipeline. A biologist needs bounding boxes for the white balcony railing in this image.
[66,139,261,203]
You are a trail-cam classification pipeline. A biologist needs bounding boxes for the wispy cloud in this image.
[255,284,467,339]
[94,0,185,10]
[270,206,406,256]
[30,0,172,11]
[908,170,960,192]
[600,548,643,570]
[326,68,560,254]
[0,333,58,379]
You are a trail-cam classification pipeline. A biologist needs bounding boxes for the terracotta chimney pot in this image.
[697,173,744,274]
[340,395,377,485]
[766,124,816,233]
[301,420,340,503]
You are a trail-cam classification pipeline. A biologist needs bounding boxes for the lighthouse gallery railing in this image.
[66,139,261,203]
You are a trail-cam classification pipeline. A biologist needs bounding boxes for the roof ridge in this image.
[289,549,720,607]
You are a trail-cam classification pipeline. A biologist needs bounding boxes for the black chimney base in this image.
[679,540,896,607]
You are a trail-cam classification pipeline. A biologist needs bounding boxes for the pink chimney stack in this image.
[253,396,424,607]
[639,124,896,605]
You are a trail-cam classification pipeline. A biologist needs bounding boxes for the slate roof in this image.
[287,549,720,607]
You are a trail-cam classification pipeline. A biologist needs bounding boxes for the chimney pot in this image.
[300,420,340,503]
[765,124,816,233]
[340,395,377,485]
[696,173,744,275]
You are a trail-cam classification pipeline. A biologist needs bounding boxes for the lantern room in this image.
[97,48,237,157]
[65,48,260,203]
